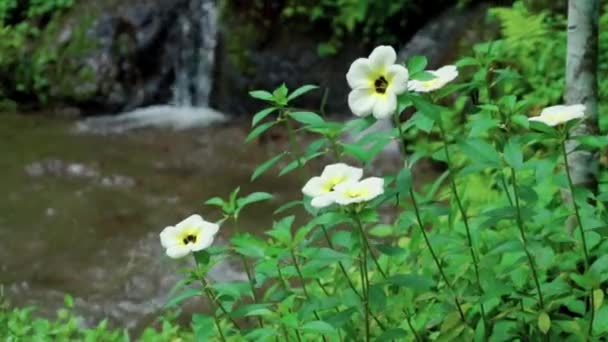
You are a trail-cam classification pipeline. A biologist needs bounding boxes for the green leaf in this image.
[457,138,501,167]
[251,153,285,181]
[287,84,319,101]
[274,200,302,215]
[165,288,200,308]
[246,121,276,143]
[300,321,335,334]
[237,192,273,208]
[594,306,608,335]
[368,224,393,238]
[192,314,214,341]
[575,135,608,149]
[249,90,274,101]
[252,107,277,127]
[288,111,325,126]
[204,197,226,208]
[504,137,523,169]
[272,83,289,105]
[384,274,434,291]
[409,93,445,121]
[594,289,604,311]
[377,328,407,342]
[538,312,551,334]
[406,55,428,74]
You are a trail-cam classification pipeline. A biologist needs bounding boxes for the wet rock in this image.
[24,158,135,189]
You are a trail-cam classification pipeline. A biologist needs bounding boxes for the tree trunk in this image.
[565,0,600,189]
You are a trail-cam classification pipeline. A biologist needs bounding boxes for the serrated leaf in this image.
[251,153,285,181]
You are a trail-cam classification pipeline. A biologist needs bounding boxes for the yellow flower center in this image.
[323,176,345,192]
[345,188,368,198]
[374,76,389,94]
[179,230,199,245]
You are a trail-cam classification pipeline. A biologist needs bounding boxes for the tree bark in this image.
[565,0,600,189]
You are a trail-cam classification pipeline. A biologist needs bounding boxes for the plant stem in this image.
[438,121,488,334]
[320,225,387,331]
[394,112,467,324]
[201,276,241,335]
[561,140,591,267]
[240,255,263,328]
[561,139,594,335]
[290,250,327,341]
[358,230,371,342]
[410,186,467,323]
[510,167,545,309]
[284,111,307,180]
[352,214,387,278]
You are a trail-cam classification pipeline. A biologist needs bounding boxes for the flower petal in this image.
[321,163,363,182]
[359,177,385,200]
[368,45,397,71]
[191,233,215,252]
[311,195,335,208]
[348,88,376,117]
[386,64,409,94]
[346,58,373,89]
[166,245,191,259]
[176,214,204,230]
[302,176,327,197]
[160,226,180,248]
[372,92,397,119]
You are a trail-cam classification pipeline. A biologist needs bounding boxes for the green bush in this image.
[0,0,95,110]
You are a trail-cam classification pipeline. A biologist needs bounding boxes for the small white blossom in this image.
[331,177,384,206]
[302,163,363,208]
[160,214,219,259]
[407,65,458,93]
[346,46,409,119]
[529,104,585,127]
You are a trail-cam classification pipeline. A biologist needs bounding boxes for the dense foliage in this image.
[3,1,608,341]
[0,0,93,110]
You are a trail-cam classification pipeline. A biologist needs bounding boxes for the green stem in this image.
[352,214,387,278]
[290,250,327,341]
[438,121,488,334]
[404,308,422,342]
[561,140,591,267]
[358,232,371,342]
[394,112,466,324]
[510,167,545,309]
[240,255,263,328]
[201,276,240,336]
[284,112,307,179]
[561,139,594,335]
[320,225,387,331]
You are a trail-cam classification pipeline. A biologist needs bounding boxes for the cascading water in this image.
[171,0,218,107]
[77,0,226,134]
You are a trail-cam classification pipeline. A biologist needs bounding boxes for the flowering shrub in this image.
[161,43,608,341]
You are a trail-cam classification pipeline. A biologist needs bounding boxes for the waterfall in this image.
[171,0,218,107]
[76,0,226,134]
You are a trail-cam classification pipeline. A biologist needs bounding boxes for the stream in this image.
[0,112,304,331]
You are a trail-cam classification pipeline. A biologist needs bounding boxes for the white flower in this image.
[407,65,458,93]
[159,214,219,259]
[528,104,585,127]
[346,45,409,119]
[302,163,363,208]
[331,177,384,206]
